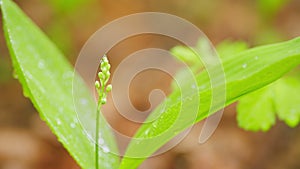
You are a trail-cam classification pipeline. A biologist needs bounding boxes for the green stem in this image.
[95,102,101,169]
[95,55,111,169]
[95,85,105,169]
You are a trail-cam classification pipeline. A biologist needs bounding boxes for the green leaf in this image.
[170,45,203,75]
[237,71,300,131]
[219,40,300,131]
[216,40,249,60]
[119,37,300,169]
[170,39,249,78]
[274,76,300,127]
[237,85,276,131]
[219,40,277,131]
[170,46,201,65]
[1,0,119,168]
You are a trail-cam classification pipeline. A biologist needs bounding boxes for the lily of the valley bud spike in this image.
[95,55,112,169]
[95,55,112,105]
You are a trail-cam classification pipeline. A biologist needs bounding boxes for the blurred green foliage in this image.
[257,0,290,19]
[255,0,291,45]
[43,0,97,58]
[45,0,91,13]
[45,20,73,56]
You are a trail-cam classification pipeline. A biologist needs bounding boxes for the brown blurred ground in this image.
[0,0,300,169]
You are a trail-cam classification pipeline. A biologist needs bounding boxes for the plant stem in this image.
[95,55,111,169]
[95,84,105,169]
[95,103,101,169]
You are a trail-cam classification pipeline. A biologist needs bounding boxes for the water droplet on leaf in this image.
[70,122,76,128]
[152,123,157,129]
[80,98,88,105]
[38,61,45,69]
[102,145,110,153]
[12,71,18,79]
[56,119,61,125]
[98,138,104,145]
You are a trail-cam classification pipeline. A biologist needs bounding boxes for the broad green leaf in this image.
[1,0,119,168]
[217,40,300,131]
[120,37,300,169]
[237,85,276,131]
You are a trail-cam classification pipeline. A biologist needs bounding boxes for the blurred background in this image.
[0,0,300,168]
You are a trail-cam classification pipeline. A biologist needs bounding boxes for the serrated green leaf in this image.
[274,76,300,127]
[170,38,215,72]
[171,39,249,79]
[237,85,276,131]
[170,46,200,65]
[237,72,300,131]
[1,0,119,168]
[119,37,300,169]
[216,40,249,60]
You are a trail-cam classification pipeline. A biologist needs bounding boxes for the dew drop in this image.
[12,71,18,79]
[80,98,88,105]
[152,123,157,129]
[56,119,62,125]
[254,56,259,60]
[102,146,110,153]
[25,72,33,79]
[38,61,45,69]
[191,84,196,89]
[22,86,31,98]
[98,138,104,145]
[144,129,150,136]
[70,122,76,128]
[199,85,206,90]
[73,117,79,123]
[242,63,247,68]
